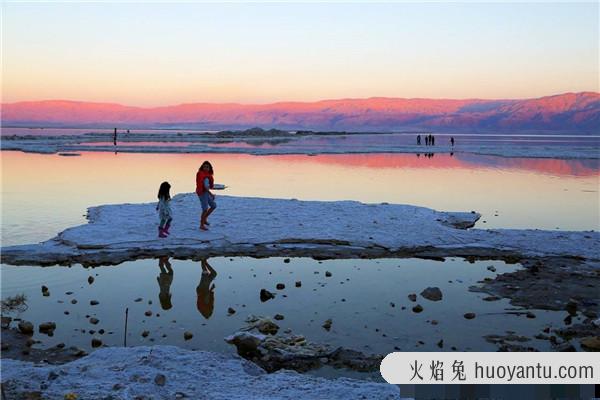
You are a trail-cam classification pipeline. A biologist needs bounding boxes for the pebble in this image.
[295,281,302,287]
[18,321,34,335]
[325,271,332,277]
[408,294,417,302]
[184,331,193,340]
[90,300,99,306]
[412,304,424,313]
[227,307,236,315]
[89,318,99,325]
[154,373,166,386]
[274,314,284,320]
[88,276,95,285]
[39,322,56,334]
[420,287,443,301]
[260,289,275,302]
[142,331,150,338]
[145,311,153,317]
[91,338,102,347]
[322,319,332,331]
[276,283,285,290]
[464,313,476,319]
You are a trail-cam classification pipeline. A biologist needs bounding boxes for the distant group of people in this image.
[416,134,454,147]
[156,160,217,238]
[156,256,217,319]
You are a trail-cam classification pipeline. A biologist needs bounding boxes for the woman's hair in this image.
[200,161,214,174]
[158,181,171,201]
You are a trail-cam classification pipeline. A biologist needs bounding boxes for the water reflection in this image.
[1,151,598,248]
[157,256,174,310]
[197,259,217,319]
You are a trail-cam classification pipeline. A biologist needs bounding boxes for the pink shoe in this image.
[163,222,171,235]
[158,227,167,238]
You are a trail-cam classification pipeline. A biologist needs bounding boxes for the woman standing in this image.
[196,161,217,230]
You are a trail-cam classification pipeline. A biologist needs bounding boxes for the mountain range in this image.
[2,92,599,133]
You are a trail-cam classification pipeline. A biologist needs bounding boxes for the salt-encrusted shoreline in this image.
[1,194,598,267]
[0,345,400,399]
[2,132,599,159]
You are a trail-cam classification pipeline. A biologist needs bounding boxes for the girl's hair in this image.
[158,181,171,201]
[200,160,214,174]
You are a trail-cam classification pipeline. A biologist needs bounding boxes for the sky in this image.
[2,1,599,106]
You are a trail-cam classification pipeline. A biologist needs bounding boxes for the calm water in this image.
[0,257,580,365]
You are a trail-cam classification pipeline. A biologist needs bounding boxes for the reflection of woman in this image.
[196,258,217,319]
[157,256,173,310]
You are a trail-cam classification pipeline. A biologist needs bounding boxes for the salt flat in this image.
[1,194,598,266]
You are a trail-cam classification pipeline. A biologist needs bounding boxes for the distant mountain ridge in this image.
[2,92,599,133]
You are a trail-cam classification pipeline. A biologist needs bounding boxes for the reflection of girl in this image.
[196,161,217,231]
[196,259,217,319]
[157,182,173,238]
[157,256,173,310]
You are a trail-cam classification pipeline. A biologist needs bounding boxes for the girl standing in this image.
[196,161,217,231]
[157,181,173,238]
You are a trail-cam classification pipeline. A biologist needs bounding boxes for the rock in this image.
[275,283,285,290]
[88,276,95,285]
[260,289,275,302]
[90,300,99,306]
[154,373,166,386]
[1,316,12,329]
[247,318,280,335]
[464,313,476,319]
[134,298,143,302]
[283,258,290,263]
[140,330,149,338]
[412,304,423,313]
[389,302,395,308]
[39,322,56,334]
[273,314,284,321]
[295,281,302,287]
[322,319,332,331]
[407,294,417,302]
[420,287,443,301]
[71,299,77,304]
[227,307,236,315]
[325,271,332,277]
[482,296,500,301]
[41,285,49,293]
[91,338,102,348]
[554,342,576,352]
[18,320,34,335]
[145,310,153,317]
[89,318,99,325]
[437,339,444,348]
[184,331,193,341]
[580,336,600,351]
[487,265,496,272]
[566,299,578,316]
[224,331,266,356]
[526,312,536,319]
